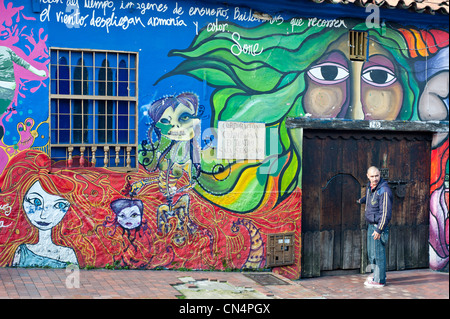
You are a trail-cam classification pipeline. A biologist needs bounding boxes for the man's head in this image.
[367,166,381,189]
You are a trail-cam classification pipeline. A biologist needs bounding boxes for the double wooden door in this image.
[301,130,431,278]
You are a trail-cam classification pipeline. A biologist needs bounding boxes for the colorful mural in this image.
[0,0,448,278]
[0,0,48,171]
[430,135,449,271]
[157,17,449,271]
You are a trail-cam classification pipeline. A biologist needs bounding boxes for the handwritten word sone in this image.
[230,32,263,57]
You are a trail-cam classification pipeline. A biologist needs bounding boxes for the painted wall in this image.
[0,0,448,277]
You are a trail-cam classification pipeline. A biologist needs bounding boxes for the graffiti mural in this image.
[430,135,449,271]
[158,19,449,271]
[0,0,448,278]
[0,148,300,272]
[158,21,449,269]
[398,28,449,271]
[0,0,48,172]
[137,93,201,245]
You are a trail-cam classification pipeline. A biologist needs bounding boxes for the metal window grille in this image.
[49,48,138,171]
[349,30,368,61]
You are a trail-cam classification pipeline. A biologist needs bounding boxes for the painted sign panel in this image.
[217,121,265,160]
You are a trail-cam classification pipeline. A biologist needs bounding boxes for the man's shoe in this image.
[364,278,385,288]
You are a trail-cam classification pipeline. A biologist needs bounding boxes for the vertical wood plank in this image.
[387,226,397,271]
[312,231,321,277]
[342,229,352,269]
[333,228,342,270]
[397,226,406,270]
[410,225,419,269]
[361,228,368,273]
[320,230,334,270]
[404,226,414,268]
[352,229,362,269]
[301,231,313,278]
[418,224,429,268]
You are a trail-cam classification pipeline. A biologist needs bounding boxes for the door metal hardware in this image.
[387,180,410,198]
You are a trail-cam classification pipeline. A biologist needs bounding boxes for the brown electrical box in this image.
[266,233,295,267]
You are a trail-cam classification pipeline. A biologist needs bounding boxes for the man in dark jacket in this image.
[358,166,393,288]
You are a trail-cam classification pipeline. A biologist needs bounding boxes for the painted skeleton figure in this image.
[137,93,201,244]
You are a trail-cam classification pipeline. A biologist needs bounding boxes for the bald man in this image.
[357,166,393,288]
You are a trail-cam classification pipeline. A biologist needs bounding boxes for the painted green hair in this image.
[157,19,423,212]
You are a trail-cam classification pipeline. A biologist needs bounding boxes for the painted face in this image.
[360,55,403,120]
[305,51,349,118]
[304,35,403,120]
[22,181,71,231]
[156,102,199,141]
[117,206,142,230]
[17,118,37,150]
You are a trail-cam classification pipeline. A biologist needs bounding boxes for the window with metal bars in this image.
[348,30,368,61]
[49,48,138,171]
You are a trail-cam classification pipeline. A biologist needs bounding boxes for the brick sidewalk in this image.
[0,268,315,299]
[0,267,448,299]
[298,268,449,299]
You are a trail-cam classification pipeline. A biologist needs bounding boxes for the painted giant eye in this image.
[361,66,397,87]
[307,63,349,84]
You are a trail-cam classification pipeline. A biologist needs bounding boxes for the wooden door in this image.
[301,130,432,278]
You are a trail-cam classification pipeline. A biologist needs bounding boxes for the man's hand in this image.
[372,231,381,240]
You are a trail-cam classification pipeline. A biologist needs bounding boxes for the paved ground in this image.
[0,267,447,300]
[298,268,449,299]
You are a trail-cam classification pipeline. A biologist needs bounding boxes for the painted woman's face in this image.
[117,206,142,230]
[304,34,403,120]
[156,102,199,141]
[23,181,71,231]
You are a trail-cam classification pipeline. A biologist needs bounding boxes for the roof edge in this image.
[311,0,449,14]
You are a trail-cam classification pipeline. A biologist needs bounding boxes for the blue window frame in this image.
[49,48,138,171]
